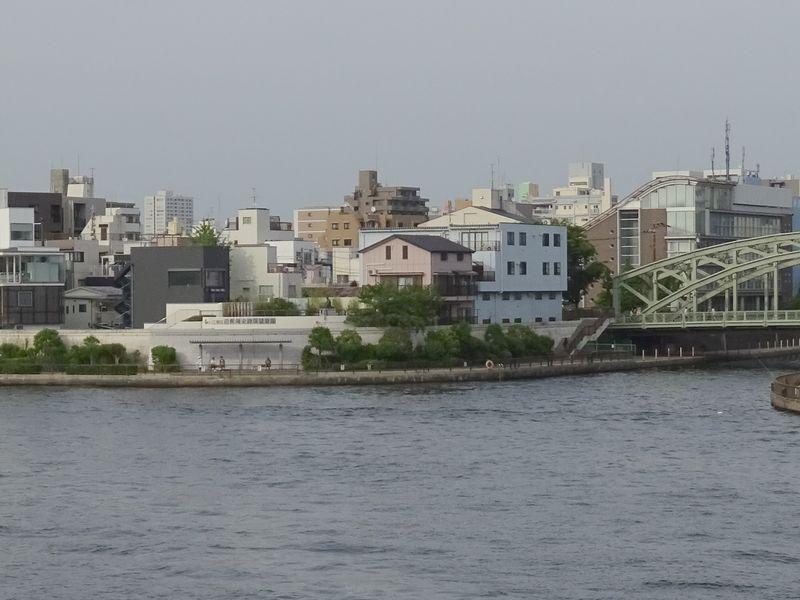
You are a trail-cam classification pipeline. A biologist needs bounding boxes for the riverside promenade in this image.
[2,346,798,388]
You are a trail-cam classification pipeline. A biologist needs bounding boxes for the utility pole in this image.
[724,118,731,181]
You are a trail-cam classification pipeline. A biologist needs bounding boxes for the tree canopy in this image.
[555,221,609,306]
[346,284,442,329]
[190,221,226,247]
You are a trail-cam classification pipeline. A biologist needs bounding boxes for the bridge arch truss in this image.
[612,232,800,316]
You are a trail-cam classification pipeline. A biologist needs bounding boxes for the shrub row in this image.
[64,364,139,375]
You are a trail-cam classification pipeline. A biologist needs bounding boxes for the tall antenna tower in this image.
[251,187,257,207]
[741,146,746,176]
[711,147,716,178]
[724,118,731,181]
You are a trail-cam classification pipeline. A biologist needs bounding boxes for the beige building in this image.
[293,206,360,251]
[346,170,429,229]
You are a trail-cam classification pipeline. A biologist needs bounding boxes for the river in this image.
[2,363,800,599]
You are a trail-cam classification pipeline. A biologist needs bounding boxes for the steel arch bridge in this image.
[612,232,800,321]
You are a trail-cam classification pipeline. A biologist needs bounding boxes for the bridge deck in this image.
[611,310,800,330]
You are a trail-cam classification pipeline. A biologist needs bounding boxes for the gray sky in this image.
[2,0,799,220]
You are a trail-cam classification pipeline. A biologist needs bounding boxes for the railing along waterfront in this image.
[614,310,800,329]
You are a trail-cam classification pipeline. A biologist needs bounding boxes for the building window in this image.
[482,293,491,301]
[554,262,561,275]
[288,285,297,297]
[259,285,274,298]
[17,291,33,307]
[535,317,543,323]
[168,270,201,286]
[332,239,340,246]
[440,252,448,261]
[519,232,527,246]
[78,303,87,313]
[514,317,522,323]
[502,292,510,301]
[344,239,353,247]
[385,245,391,259]
[535,292,542,300]
[513,292,522,300]
[69,251,85,263]
[331,223,339,230]
[204,269,226,288]
[542,262,550,275]
[482,318,491,324]
[502,318,510,324]
[549,317,556,322]
[402,245,408,259]
[519,261,527,275]
[542,233,550,246]
[10,223,33,241]
[554,233,561,247]
[457,252,464,262]
[242,216,252,225]
[507,231,515,245]
[507,261,515,275]
[343,223,350,230]
[549,292,557,300]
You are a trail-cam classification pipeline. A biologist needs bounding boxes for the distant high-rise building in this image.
[143,190,194,236]
[345,170,429,229]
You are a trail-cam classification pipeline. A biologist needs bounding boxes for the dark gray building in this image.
[6,192,64,240]
[130,246,230,328]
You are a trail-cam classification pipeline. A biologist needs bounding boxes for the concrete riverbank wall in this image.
[771,372,800,413]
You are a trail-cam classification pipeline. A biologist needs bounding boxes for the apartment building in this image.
[143,190,194,236]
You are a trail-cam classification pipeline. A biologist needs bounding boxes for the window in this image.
[519,232,527,246]
[259,285,274,298]
[17,291,33,307]
[482,318,491,324]
[204,269,226,287]
[507,261,515,275]
[535,292,542,300]
[502,292,510,301]
[553,233,561,247]
[549,292,557,300]
[242,287,250,294]
[514,317,522,323]
[542,262,550,275]
[331,223,339,230]
[502,318,510,324]
[168,270,201,286]
[513,292,522,300]
[385,245,391,259]
[549,317,557,322]
[402,245,408,259]
[78,304,87,313]
[520,261,527,275]
[507,231,515,245]
[456,252,464,262]
[50,204,62,224]
[10,223,33,241]
[535,317,543,323]
[553,262,561,275]
[288,285,297,297]
[242,216,252,225]
[344,239,353,247]
[100,225,108,241]
[332,239,340,246]
[542,233,550,246]
[343,223,350,230]
[482,293,491,301]
[459,231,489,251]
[440,252,448,261]
[69,251,85,263]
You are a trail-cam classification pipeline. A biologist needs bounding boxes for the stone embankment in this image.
[2,346,798,389]
[771,372,800,413]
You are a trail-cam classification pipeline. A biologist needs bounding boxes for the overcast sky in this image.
[2,0,799,219]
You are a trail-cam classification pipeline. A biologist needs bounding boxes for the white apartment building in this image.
[143,190,194,236]
[222,207,296,245]
[359,206,567,324]
[516,162,616,225]
[80,202,141,253]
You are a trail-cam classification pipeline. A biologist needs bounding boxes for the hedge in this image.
[0,361,43,374]
[64,364,139,375]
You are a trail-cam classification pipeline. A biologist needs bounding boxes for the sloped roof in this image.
[64,286,123,300]
[360,234,472,255]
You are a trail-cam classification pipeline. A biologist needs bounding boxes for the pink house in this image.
[359,234,476,322]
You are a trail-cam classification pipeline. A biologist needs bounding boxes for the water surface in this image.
[2,363,799,599]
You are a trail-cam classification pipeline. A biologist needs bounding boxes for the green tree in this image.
[448,322,487,359]
[31,329,67,364]
[484,324,511,361]
[505,325,553,356]
[420,328,460,360]
[308,326,335,356]
[150,345,178,372]
[346,284,442,329]
[0,343,27,359]
[374,327,413,361]
[190,221,226,247]
[553,221,610,307]
[335,329,364,363]
[255,297,300,316]
[595,268,645,313]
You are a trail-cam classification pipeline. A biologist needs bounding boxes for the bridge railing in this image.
[616,310,800,328]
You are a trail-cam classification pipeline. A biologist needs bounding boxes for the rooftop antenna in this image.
[77,153,80,176]
[710,148,716,178]
[251,187,257,207]
[741,146,746,176]
[724,118,731,181]
[490,163,495,190]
